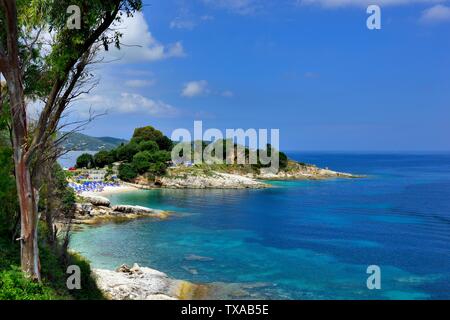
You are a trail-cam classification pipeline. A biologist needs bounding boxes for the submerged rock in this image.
[184,254,214,262]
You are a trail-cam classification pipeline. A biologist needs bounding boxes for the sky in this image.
[71,0,450,151]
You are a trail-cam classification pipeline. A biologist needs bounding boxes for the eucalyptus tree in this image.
[0,0,142,281]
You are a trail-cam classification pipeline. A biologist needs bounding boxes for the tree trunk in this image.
[15,157,41,281]
[6,65,41,281]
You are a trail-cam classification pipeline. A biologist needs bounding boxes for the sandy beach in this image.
[80,184,140,197]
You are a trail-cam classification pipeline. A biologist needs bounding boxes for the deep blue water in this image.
[70,153,450,299]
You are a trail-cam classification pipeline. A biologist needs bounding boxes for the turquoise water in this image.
[70,153,450,299]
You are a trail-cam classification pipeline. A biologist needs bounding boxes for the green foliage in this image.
[53,164,76,213]
[131,126,165,145]
[279,151,289,170]
[132,151,152,174]
[0,227,104,300]
[0,144,18,237]
[118,163,138,182]
[116,142,139,162]
[0,267,60,300]
[94,150,114,168]
[139,140,159,153]
[65,252,105,300]
[149,150,171,163]
[147,162,168,177]
[75,153,94,169]
[155,135,173,151]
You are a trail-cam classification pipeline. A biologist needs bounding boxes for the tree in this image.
[131,126,164,144]
[0,0,142,280]
[116,142,139,162]
[155,135,173,151]
[118,163,137,182]
[94,150,113,168]
[132,151,151,174]
[76,153,94,169]
[139,140,158,153]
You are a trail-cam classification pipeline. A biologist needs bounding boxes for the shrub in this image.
[0,267,60,300]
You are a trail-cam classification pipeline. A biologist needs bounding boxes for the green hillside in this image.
[59,132,128,151]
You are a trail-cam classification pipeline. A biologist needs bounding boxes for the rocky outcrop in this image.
[73,203,171,224]
[93,264,207,300]
[161,172,269,189]
[112,205,165,215]
[81,195,111,207]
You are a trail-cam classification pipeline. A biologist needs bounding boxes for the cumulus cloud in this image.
[181,80,210,97]
[105,12,185,63]
[299,0,446,8]
[420,4,450,22]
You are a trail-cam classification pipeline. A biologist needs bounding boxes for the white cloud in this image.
[105,12,185,63]
[181,80,209,97]
[76,93,178,117]
[202,0,261,15]
[420,4,450,22]
[299,0,445,8]
[125,79,156,88]
[118,93,178,116]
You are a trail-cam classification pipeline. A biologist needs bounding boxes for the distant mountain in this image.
[59,132,128,151]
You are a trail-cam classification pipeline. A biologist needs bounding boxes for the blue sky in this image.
[74,0,450,151]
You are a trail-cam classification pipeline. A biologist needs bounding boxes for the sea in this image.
[70,152,450,299]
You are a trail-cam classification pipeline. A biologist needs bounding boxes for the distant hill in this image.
[59,132,128,151]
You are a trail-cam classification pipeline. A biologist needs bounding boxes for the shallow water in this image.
[70,153,450,299]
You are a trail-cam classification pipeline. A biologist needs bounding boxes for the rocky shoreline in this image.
[93,264,209,300]
[128,166,361,190]
[73,194,171,225]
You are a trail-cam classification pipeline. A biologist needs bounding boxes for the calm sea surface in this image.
[70,153,450,299]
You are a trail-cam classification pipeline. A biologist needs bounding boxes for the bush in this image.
[0,267,60,300]
[118,163,138,181]
[147,162,168,177]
